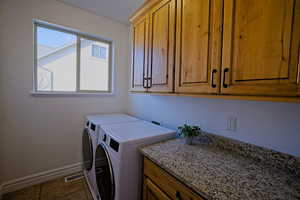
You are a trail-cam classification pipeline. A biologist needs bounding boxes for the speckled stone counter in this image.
[140,136,300,200]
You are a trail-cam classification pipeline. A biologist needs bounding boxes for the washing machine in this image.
[94,120,176,200]
[82,114,140,200]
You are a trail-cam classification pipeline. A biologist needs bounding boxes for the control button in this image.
[103,134,107,142]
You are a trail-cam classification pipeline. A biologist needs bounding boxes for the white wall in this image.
[0,31,4,186]
[1,0,300,187]
[0,0,130,182]
[127,94,300,157]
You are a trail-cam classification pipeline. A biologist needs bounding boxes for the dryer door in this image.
[95,143,115,200]
[82,128,93,171]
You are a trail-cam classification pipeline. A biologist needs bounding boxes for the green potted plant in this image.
[178,124,202,145]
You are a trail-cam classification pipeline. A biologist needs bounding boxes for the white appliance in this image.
[93,120,176,200]
[82,114,140,200]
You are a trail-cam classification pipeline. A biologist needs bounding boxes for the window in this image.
[92,45,107,59]
[34,20,113,94]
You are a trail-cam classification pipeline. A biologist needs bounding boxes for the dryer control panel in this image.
[109,138,119,152]
[100,129,120,153]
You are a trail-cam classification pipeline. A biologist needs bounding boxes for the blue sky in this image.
[37,27,76,48]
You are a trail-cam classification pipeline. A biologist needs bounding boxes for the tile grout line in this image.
[84,187,91,200]
[83,179,92,200]
[38,183,42,200]
[3,175,88,200]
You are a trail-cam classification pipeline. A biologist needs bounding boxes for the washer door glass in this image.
[95,144,115,200]
[82,128,93,171]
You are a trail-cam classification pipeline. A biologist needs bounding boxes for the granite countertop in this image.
[140,137,300,200]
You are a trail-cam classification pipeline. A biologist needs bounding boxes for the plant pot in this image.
[183,137,193,145]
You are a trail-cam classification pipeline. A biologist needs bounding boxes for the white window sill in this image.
[30,91,115,97]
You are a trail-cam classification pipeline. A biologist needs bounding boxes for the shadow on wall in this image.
[127,94,300,157]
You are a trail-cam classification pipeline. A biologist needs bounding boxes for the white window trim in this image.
[32,19,115,96]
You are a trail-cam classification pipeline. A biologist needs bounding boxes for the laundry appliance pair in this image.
[82,114,175,200]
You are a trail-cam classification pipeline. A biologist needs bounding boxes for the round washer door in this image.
[82,128,93,171]
[95,143,115,200]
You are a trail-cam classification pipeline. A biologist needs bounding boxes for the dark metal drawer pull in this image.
[176,191,182,200]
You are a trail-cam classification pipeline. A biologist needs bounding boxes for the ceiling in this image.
[58,0,146,24]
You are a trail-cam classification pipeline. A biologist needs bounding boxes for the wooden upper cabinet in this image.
[147,0,176,92]
[131,15,149,92]
[175,0,223,94]
[222,0,300,96]
[130,0,300,101]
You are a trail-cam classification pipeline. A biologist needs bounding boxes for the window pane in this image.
[91,45,108,59]
[37,26,77,91]
[92,45,99,57]
[80,38,110,91]
[99,47,107,59]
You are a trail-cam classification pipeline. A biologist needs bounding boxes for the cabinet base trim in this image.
[129,91,300,103]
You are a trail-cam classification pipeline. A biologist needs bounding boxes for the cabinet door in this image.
[175,0,223,94]
[148,0,176,92]
[144,178,171,200]
[131,15,149,92]
[222,0,300,96]
[144,158,205,200]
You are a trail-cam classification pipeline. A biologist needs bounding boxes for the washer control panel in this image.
[109,138,119,152]
[103,134,107,142]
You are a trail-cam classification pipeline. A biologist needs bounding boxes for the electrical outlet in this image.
[151,120,163,126]
[151,121,161,125]
[226,117,237,132]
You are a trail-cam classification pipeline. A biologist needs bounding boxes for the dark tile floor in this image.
[3,174,93,200]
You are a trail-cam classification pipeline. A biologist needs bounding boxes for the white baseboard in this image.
[2,162,83,195]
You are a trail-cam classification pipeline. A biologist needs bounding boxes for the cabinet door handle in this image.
[147,77,152,88]
[143,77,148,89]
[211,69,217,88]
[297,44,300,84]
[223,68,229,88]
[176,191,182,200]
[143,77,152,88]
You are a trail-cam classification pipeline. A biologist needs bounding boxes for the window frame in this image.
[33,19,114,95]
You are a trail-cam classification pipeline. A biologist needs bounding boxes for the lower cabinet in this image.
[144,178,172,200]
[143,158,205,200]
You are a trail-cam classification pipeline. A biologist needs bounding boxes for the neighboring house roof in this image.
[38,42,77,59]
[37,39,107,72]
[37,39,98,72]
[37,39,98,60]
[38,44,55,57]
